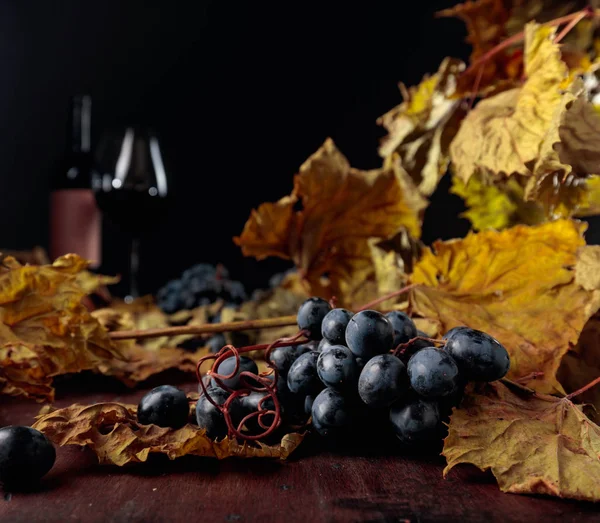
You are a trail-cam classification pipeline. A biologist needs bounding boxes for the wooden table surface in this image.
[0,373,598,523]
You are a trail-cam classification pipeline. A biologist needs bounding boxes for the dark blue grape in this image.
[0,426,56,487]
[214,356,259,389]
[444,328,510,382]
[443,326,469,340]
[385,311,417,348]
[182,263,216,282]
[275,375,305,418]
[239,391,276,433]
[195,387,241,440]
[397,330,431,365]
[345,310,394,359]
[321,308,354,345]
[207,333,227,353]
[304,395,315,415]
[287,351,324,396]
[223,280,247,304]
[311,388,353,437]
[297,297,332,340]
[407,347,459,398]
[316,345,358,391]
[317,338,336,353]
[358,354,406,408]
[389,399,441,445]
[137,385,190,429]
[157,279,183,314]
[268,344,311,378]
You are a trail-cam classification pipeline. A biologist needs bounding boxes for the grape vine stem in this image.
[566,375,600,400]
[108,315,298,340]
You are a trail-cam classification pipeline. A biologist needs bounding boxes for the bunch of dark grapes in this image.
[288,297,510,448]
[157,263,247,314]
[138,296,509,451]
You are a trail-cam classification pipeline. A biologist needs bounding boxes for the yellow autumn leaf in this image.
[443,380,600,502]
[409,220,600,394]
[450,171,545,230]
[33,402,304,466]
[0,255,124,401]
[377,58,466,196]
[450,23,568,183]
[235,139,426,306]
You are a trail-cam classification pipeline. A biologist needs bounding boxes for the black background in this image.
[0,1,477,295]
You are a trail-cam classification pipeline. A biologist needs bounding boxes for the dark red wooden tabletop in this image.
[0,373,598,523]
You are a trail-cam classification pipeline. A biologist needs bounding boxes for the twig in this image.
[566,376,600,400]
[463,9,597,79]
[357,283,418,312]
[108,315,298,340]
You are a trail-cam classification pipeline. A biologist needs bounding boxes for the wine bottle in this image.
[49,95,101,267]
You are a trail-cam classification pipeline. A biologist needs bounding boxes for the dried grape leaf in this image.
[409,220,600,394]
[450,23,568,184]
[235,139,426,305]
[33,402,304,466]
[97,344,210,387]
[0,254,124,401]
[450,171,545,230]
[377,58,466,196]
[443,380,600,502]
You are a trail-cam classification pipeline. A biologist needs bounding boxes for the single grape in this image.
[358,354,406,408]
[443,326,469,340]
[316,345,359,391]
[317,338,336,353]
[156,279,183,314]
[437,381,467,421]
[304,395,315,415]
[444,328,510,382]
[207,333,227,353]
[195,387,241,439]
[287,351,324,396]
[321,308,354,345]
[137,385,190,429]
[389,399,441,445]
[397,330,431,365]
[214,355,259,389]
[297,297,332,340]
[311,388,353,437]
[239,391,276,434]
[275,375,305,418]
[0,426,56,487]
[407,347,459,398]
[345,310,394,359]
[268,344,311,378]
[385,311,417,348]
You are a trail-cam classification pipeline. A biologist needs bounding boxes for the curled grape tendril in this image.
[196,331,308,441]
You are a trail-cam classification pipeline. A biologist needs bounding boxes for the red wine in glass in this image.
[92,126,171,300]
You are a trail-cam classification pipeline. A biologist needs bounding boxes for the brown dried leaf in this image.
[0,254,124,401]
[33,402,304,466]
[450,23,568,183]
[443,380,600,502]
[377,58,466,196]
[235,138,426,305]
[409,220,600,394]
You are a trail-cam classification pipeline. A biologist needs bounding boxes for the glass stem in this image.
[129,236,140,299]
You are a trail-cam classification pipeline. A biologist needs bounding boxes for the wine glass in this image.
[92,126,170,301]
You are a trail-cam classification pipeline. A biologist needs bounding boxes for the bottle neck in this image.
[68,95,92,154]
